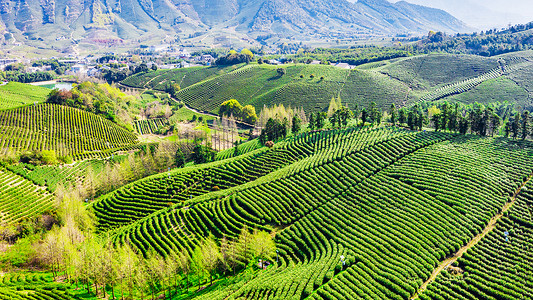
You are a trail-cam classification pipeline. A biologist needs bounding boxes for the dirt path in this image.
[411,173,533,299]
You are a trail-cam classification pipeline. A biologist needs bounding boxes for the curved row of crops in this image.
[0,167,54,225]
[96,129,533,299]
[93,126,414,231]
[215,139,261,160]
[134,118,169,135]
[379,54,500,90]
[121,65,242,91]
[419,68,504,102]
[421,179,533,300]
[0,104,138,158]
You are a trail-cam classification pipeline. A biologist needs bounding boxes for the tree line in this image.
[38,192,276,300]
[257,99,533,146]
[390,102,532,139]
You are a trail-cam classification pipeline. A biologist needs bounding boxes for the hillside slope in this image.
[0,103,138,160]
[92,126,533,299]
[124,52,533,114]
[0,82,50,111]
[0,167,54,225]
[0,0,467,52]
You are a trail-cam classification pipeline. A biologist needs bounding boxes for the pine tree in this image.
[292,115,302,134]
[521,111,529,140]
[390,104,397,126]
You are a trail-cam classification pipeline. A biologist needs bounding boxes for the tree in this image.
[135,63,149,74]
[191,246,205,290]
[361,108,368,126]
[219,99,243,119]
[251,230,276,269]
[117,243,140,300]
[240,48,254,59]
[353,105,360,124]
[221,237,240,276]
[192,143,215,164]
[241,105,258,124]
[233,141,241,157]
[448,104,458,132]
[276,68,286,77]
[458,115,469,135]
[521,111,529,140]
[238,227,253,263]
[166,83,181,98]
[292,115,301,134]
[144,251,166,300]
[263,118,287,141]
[308,113,316,130]
[369,102,381,125]
[512,113,521,139]
[175,250,191,291]
[390,104,397,126]
[432,113,442,131]
[151,64,158,71]
[398,108,406,126]
[416,111,425,131]
[175,149,185,168]
[200,236,222,286]
[327,97,341,118]
[315,112,326,129]
[490,111,501,137]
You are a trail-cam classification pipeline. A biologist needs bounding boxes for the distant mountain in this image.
[0,0,468,54]
[389,0,533,29]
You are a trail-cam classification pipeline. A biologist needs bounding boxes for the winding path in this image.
[411,173,533,299]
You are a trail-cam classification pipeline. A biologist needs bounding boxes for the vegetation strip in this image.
[411,172,533,299]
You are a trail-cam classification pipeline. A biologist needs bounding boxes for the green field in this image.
[422,179,533,300]
[122,52,533,115]
[1,50,533,300]
[0,167,54,225]
[0,103,138,159]
[0,82,51,110]
[86,126,533,300]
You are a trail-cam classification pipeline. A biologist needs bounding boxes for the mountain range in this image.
[0,0,468,55]
[390,0,533,29]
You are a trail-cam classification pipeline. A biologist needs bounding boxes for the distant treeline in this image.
[289,22,533,65]
[1,71,54,83]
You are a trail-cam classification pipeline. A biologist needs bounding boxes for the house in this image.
[70,64,88,75]
[200,54,215,63]
[335,63,355,69]
[266,59,282,65]
[87,67,100,77]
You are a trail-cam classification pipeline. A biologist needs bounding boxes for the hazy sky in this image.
[386,0,533,29]
[346,0,533,30]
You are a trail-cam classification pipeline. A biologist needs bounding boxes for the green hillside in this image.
[91,126,533,300]
[422,179,533,300]
[122,52,533,115]
[0,103,138,160]
[0,83,51,111]
[0,167,54,225]
[121,65,245,90]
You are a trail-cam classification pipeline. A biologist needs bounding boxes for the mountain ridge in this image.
[0,0,468,53]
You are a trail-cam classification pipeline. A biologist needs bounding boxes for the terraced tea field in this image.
[0,167,54,225]
[88,125,533,300]
[123,52,533,115]
[0,82,50,110]
[0,103,138,159]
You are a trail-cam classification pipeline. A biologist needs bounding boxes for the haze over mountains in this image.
[0,0,467,53]
[389,0,533,29]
